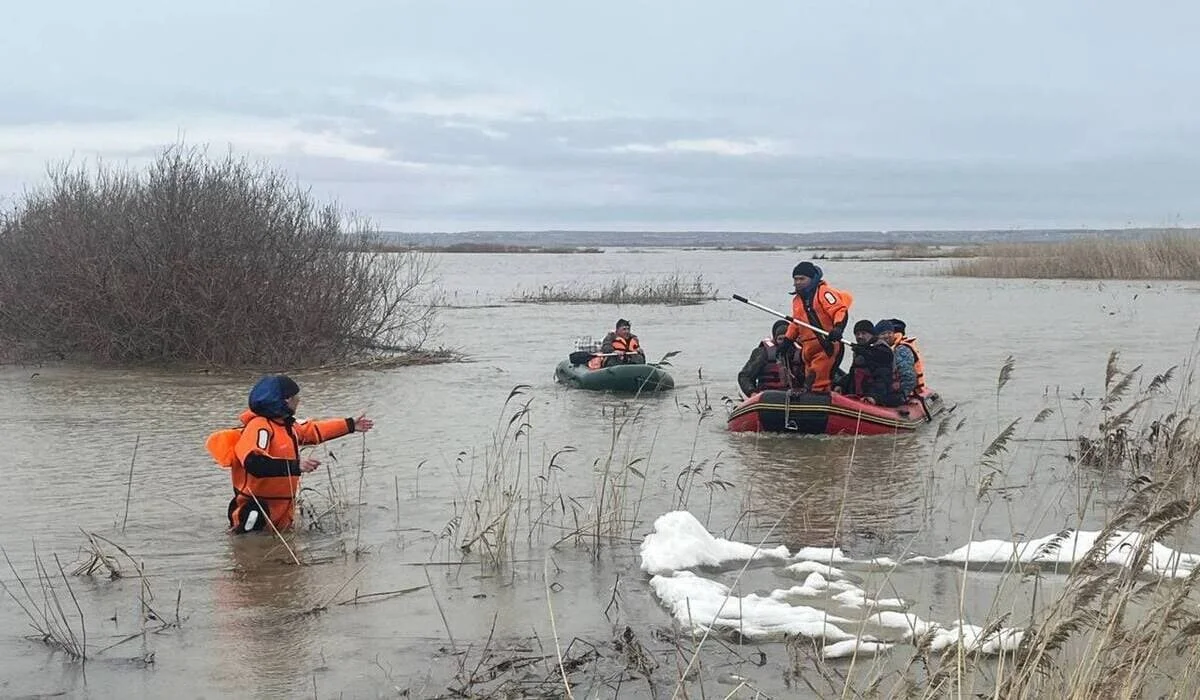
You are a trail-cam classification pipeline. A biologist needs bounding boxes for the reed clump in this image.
[443,384,708,567]
[886,352,1200,699]
[513,273,718,305]
[888,244,980,259]
[944,233,1200,279]
[1,547,87,660]
[0,143,442,366]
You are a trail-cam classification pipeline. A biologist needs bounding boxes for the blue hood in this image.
[248,374,299,419]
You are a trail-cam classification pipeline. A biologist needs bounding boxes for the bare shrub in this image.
[0,145,440,366]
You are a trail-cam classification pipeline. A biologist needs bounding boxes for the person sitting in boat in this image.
[886,318,927,395]
[738,320,804,396]
[872,320,918,402]
[783,261,853,393]
[835,319,896,403]
[589,318,646,369]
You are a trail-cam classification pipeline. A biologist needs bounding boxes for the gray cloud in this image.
[3,0,1200,230]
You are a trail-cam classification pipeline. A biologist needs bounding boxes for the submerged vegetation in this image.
[945,233,1200,279]
[0,144,444,367]
[513,273,719,305]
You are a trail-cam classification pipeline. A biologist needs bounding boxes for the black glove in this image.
[825,326,843,344]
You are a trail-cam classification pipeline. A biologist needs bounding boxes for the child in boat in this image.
[872,320,917,402]
[885,318,927,396]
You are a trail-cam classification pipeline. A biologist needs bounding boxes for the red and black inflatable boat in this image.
[727,389,945,435]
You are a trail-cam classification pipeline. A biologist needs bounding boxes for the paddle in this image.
[568,349,645,365]
[731,294,833,338]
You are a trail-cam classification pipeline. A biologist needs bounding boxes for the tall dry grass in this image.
[945,234,1200,279]
[441,384,714,568]
[846,351,1200,699]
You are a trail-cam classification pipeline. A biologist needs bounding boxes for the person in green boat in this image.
[589,318,646,369]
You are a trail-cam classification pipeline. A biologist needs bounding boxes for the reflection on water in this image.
[211,536,325,698]
[732,431,932,554]
[1,249,1198,696]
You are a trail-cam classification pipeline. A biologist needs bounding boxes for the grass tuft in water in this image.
[512,273,718,305]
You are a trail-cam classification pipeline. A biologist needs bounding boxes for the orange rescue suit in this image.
[228,409,355,532]
[785,281,853,393]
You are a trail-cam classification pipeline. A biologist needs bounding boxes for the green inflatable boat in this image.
[554,359,675,393]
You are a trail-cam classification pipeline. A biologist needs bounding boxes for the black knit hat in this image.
[792,261,819,278]
[772,320,790,337]
[853,320,875,334]
[889,318,907,334]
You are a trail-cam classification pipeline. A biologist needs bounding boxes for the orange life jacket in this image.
[205,428,241,469]
[786,281,853,345]
[225,410,354,531]
[612,335,639,353]
[895,336,926,395]
[587,334,641,369]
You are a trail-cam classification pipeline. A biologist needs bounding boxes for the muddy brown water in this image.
[1,249,1198,698]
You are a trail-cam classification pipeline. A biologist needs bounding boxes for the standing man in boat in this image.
[738,319,805,396]
[783,261,853,393]
[590,318,646,368]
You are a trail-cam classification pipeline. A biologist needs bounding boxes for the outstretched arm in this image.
[293,414,374,445]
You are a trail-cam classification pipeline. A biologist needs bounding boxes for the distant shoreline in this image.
[376,226,1200,250]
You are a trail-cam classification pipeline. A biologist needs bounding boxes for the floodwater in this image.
[1,248,1198,698]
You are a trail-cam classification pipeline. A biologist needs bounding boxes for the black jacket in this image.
[842,341,900,405]
[738,341,802,396]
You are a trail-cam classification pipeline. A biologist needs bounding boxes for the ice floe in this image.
[918,529,1200,579]
[639,511,791,576]
[638,510,1200,659]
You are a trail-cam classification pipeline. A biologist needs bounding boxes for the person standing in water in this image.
[225,374,374,534]
[783,261,853,393]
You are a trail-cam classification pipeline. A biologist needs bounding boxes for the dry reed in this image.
[945,234,1200,279]
[513,273,718,305]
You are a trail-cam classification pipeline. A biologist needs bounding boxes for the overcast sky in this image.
[2,1,1198,232]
